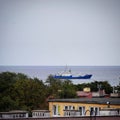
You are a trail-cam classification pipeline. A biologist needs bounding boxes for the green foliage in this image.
[60,80,76,98]
[46,76,76,98]
[0,96,16,111]
[0,72,17,93]
[46,75,63,98]
[116,82,120,93]
[0,72,47,112]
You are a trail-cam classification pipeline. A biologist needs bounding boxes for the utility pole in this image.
[97,84,101,96]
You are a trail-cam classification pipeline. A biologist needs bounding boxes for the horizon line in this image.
[0,65,120,67]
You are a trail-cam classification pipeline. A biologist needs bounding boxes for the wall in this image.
[49,102,120,117]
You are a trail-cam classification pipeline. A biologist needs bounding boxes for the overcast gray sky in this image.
[0,0,120,66]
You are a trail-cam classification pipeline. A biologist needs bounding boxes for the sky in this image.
[0,0,120,66]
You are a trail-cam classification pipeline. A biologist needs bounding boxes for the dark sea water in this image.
[0,66,120,86]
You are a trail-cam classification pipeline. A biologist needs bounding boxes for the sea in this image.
[0,66,120,86]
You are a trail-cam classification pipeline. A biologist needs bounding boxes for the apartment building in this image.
[48,98,120,117]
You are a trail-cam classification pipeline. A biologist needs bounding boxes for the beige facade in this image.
[48,98,120,117]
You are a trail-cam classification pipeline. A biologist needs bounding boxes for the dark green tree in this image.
[0,72,48,112]
[0,72,18,111]
[60,80,76,98]
[11,77,47,111]
[46,75,63,98]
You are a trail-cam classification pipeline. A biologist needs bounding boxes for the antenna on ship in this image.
[65,65,71,73]
[65,64,68,72]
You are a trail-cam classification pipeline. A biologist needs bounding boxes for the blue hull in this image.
[53,74,92,79]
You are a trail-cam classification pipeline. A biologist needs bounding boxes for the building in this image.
[110,93,120,98]
[48,98,120,117]
[76,91,92,98]
[76,87,108,98]
[0,110,28,119]
[76,87,92,98]
[32,110,50,118]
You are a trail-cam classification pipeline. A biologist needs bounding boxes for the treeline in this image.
[0,72,119,112]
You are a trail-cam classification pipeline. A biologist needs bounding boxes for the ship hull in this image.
[54,74,92,79]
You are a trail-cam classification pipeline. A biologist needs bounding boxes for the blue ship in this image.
[53,67,92,79]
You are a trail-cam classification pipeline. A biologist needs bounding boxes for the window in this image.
[90,107,100,116]
[78,106,85,116]
[53,105,57,115]
[90,107,94,116]
[95,107,99,115]
[64,106,68,110]
[117,109,120,115]
[64,106,75,110]
[53,105,60,116]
